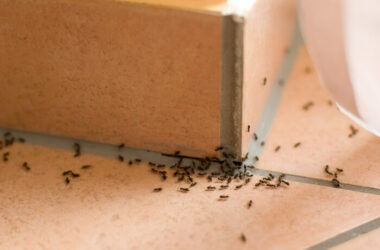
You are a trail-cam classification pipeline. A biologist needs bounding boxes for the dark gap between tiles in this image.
[1,127,379,196]
[245,22,303,164]
[307,217,380,250]
[252,168,380,196]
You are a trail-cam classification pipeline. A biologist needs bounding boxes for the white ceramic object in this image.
[298,0,380,136]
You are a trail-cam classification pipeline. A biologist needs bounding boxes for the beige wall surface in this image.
[0,0,222,156]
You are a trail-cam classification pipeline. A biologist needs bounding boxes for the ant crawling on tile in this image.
[302,101,314,111]
[254,173,290,189]
[348,125,358,138]
[72,142,81,157]
[324,165,344,188]
[240,233,247,243]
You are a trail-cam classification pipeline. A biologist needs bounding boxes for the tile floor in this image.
[258,47,380,189]
[0,46,379,249]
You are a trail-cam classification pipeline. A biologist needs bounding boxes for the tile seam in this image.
[306,217,380,250]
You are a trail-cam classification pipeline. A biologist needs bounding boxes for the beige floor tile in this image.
[258,46,380,189]
[0,143,379,249]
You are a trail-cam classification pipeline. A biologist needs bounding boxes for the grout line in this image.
[0,128,182,167]
[251,168,380,196]
[244,24,302,165]
[1,127,379,196]
[306,217,380,250]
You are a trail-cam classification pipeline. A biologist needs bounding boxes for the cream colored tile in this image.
[0,143,379,249]
[258,46,380,189]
